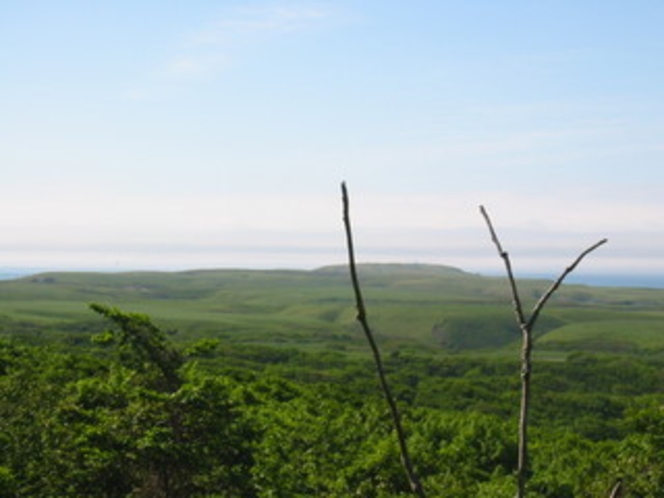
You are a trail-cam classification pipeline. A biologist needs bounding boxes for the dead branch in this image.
[479,206,527,325]
[609,478,623,498]
[342,182,426,498]
[527,237,608,330]
[479,205,607,498]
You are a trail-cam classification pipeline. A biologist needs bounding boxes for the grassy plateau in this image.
[1,263,663,357]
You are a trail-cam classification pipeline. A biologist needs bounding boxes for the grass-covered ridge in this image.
[1,263,664,355]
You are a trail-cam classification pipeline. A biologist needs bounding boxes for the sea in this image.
[0,269,37,281]
[485,273,664,289]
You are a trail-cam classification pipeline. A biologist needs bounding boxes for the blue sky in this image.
[1,1,663,275]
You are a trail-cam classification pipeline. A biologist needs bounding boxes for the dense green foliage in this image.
[1,266,664,496]
[0,308,663,496]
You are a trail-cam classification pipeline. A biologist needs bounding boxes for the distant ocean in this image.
[0,267,85,281]
[515,273,664,289]
[0,269,41,281]
[562,274,664,289]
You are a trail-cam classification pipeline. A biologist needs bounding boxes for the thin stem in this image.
[479,206,527,325]
[342,182,426,498]
[479,205,607,498]
[608,479,623,498]
[480,206,530,498]
[526,238,608,330]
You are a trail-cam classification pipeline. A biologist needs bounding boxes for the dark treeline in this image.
[1,305,664,497]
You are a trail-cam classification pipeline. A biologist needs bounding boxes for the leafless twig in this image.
[342,182,426,498]
[608,478,623,498]
[480,205,607,498]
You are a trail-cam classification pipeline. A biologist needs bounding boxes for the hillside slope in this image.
[1,263,663,354]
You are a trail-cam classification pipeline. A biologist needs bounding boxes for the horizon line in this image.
[3,263,664,289]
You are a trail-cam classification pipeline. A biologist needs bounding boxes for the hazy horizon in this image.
[3,258,664,290]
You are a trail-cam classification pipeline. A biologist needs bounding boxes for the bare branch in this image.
[480,205,607,498]
[479,206,527,326]
[608,478,623,498]
[526,238,608,330]
[341,182,426,498]
[481,205,532,497]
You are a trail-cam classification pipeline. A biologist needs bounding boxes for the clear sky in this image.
[1,1,663,275]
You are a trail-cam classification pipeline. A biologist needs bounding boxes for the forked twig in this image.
[527,238,608,330]
[342,182,426,498]
[480,205,607,498]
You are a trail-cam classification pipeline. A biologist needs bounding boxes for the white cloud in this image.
[165,54,228,78]
[123,3,332,97]
[192,5,330,43]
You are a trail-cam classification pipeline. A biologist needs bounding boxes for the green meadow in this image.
[2,263,663,357]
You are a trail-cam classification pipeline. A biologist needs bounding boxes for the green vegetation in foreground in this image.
[2,264,664,496]
[1,302,664,496]
[1,263,664,356]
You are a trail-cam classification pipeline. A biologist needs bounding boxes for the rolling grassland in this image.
[1,263,663,357]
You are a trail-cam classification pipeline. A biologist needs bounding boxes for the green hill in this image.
[1,263,664,355]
